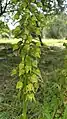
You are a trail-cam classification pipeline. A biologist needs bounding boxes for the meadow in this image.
[0,39,67,119]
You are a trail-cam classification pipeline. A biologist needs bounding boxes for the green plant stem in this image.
[23,98,27,119]
[23,70,27,119]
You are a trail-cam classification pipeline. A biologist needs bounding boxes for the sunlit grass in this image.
[0,38,67,46]
[0,38,21,44]
[42,39,67,46]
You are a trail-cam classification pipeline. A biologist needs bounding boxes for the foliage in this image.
[41,0,65,14]
[12,40,41,119]
[0,21,10,38]
[0,0,9,16]
[11,0,44,118]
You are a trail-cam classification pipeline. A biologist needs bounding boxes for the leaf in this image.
[12,0,18,4]
[25,55,31,65]
[26,83,34,92]
[27,35,32,42]
[35,69,41,75]
[19,62,25,76]
[25,65,31,73]
[36,28,40,35]
[25,55,32,73]
[34,47,41,58]
[13,26,20,36]
[11,68,17,76]
[25,28,29,35]
[31,46,40,58]
[16,81,23,89]
[23,2,27,8]
[35,51,40,58]
[17,91,21,100]
[31,0,35,2]
[32,60,38,67]
[31,74,38,83]
[37,2,42,7]
[14,13,19,20]
[19,69,25,76]
[19,62,24,69]
[26,93,35,101]
[13,44,19,51]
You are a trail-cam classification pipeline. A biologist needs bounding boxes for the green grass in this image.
[0,43,21,119]
[0,38,21,44]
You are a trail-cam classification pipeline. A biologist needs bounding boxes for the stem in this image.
[22,75,27,119]
[23,55,27,119]
[23,98,27,119]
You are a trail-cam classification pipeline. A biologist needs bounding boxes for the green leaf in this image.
[13,44,19,51]
[27,35,32,42]
[19,62,24,69]
[23,2,27,8]
[25,28,29,35]
[14,13,19,20]
[26,55,32,65]
[37,2,42,7]
[26,83,34,92]
[16,81,23,89]
[32,60,38,67]
[11,68,17,76]
[12,0,18,4]
[19,62,25,76]
[31,74,38,83]
[26,93,35,101]
[31,46,40,58]
[31,0,35,2]
[13,27,21,38]
[25,65,31,73]
[19,69,25,76]
[36,28,40,35]
[35,69,41,75]
[35,47,41,58]
[25,55,32,73]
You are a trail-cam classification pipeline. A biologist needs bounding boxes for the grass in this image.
[0,42,21,119]
[42,39,67,46]
[0,38,67,45]
[0,38,21,44]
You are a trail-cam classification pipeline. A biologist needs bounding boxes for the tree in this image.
[41,0,65,14]
[0,0,9,16]
[44,14,67,39]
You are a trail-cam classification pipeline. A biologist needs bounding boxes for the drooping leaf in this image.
[16,81,23,89]
[11,68,17,76]
[26,83,34,92]
[26,93,35,101]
